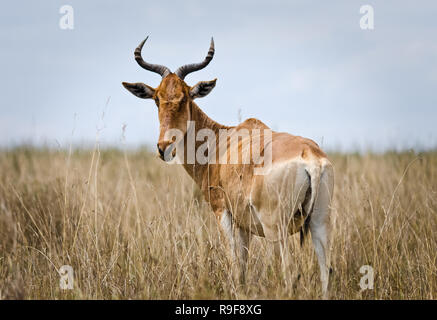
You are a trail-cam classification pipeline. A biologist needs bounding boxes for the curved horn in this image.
[135,36,171,78]
[175,38,215,80]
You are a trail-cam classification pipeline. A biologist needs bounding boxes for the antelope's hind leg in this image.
[309,166,334,298]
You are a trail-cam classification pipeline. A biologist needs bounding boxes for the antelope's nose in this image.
[157,141,173,160]
[157,144,164,158]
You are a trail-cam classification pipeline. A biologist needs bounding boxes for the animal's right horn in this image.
[134,36,171,78]
[175,38,215,80]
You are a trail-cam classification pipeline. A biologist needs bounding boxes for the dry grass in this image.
[0,146,436,299]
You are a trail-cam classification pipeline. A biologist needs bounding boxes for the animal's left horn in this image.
[135,36,171,78]
[175,38,215,80]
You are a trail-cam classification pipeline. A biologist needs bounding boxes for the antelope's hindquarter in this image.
[252,159,311,240]
[218,159,312,240]
[216,127,320,240]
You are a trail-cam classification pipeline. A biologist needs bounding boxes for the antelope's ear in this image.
[190,79,217,99]
[122,82,155,99]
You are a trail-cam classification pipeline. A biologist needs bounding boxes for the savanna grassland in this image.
[0,146,436,299]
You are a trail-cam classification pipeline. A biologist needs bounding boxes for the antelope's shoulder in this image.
[235,118,270,131]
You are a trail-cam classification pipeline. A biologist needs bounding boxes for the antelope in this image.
[122,37,334,297]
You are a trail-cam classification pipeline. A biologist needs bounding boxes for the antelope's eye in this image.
[154,96,160,105]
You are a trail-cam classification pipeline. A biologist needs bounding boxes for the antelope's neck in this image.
[181,101,229,188]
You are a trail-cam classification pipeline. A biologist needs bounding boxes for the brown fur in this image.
[135,74,329,239]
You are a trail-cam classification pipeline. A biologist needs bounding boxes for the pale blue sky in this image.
[1,0,436,151]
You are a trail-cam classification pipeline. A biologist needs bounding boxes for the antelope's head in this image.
[122,37,216,161]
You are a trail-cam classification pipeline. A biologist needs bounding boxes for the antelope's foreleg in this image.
[217,210,251,283]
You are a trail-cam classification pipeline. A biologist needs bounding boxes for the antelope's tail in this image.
[300,162,323,246]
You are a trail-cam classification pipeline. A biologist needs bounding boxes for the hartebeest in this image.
[122,37,334,297]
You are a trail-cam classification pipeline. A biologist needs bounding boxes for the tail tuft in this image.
[299,214,311,247]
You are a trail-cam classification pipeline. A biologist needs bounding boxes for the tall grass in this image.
[0,147,435,299]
